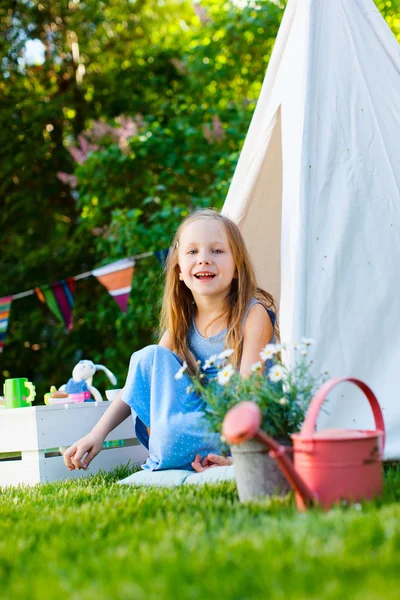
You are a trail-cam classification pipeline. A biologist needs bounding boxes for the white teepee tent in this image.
[222,0,400,459]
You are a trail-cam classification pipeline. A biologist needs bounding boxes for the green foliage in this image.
[375,0,400,41]
[189,341,327,441]
[0,0,284,397]
[1,465,400,599]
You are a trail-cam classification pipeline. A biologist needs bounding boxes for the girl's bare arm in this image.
[64,331,174,472]
[159,329,174,350]
[239,303,274,377]
[63,393,131,470]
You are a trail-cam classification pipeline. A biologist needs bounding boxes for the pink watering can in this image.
[222,377,385,511]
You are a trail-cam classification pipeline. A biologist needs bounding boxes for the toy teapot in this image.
[222,377,385,511]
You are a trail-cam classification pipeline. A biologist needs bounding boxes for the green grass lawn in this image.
[1,465,400,600]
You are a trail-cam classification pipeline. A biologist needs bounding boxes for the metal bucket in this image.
[230,438,291,502]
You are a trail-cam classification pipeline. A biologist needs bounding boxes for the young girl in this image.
[63,209,278,473]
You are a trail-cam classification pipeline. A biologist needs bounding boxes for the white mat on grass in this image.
[118,465,235,487]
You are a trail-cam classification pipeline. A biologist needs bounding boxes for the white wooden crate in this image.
[0,402,148,487]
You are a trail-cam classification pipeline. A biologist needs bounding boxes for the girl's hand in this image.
[63,432,105,471]
[191,453,233,472]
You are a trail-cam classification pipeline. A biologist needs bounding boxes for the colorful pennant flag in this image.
[92,258,135,313]
[1,249,162,355]
[35,279,75,330]
[0,296,13,353]
[154,248,170,268]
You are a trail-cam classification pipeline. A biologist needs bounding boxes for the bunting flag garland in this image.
[1,248,168,355]
[0,296,13,353]
[35,279,75,330]
[93,258,135,313]
[155,248,170,268]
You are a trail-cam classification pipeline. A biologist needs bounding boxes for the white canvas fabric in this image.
[222,0,400,458]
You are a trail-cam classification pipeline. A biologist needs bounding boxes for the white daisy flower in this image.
[217,363,235,386]
[300,349,308,357]
[217,348,234,360]
[174,361,188,380]
[202,354,218,371]
[269,364,283,382]
[260,343,278,361]
[301,337,315,346]
[250,361,263,372]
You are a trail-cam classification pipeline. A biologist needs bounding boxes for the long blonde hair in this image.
[159,209,279,374]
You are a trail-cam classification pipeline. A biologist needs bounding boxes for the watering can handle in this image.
[301,377,385,450]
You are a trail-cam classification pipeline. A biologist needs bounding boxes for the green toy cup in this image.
[3,378,36,409]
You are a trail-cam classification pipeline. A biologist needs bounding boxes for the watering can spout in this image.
[222,402,317,509]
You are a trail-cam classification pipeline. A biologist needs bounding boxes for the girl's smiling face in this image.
[177,218,237,300]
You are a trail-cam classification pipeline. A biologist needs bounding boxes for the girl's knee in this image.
[131,344,176,365]
[133,344,158,362]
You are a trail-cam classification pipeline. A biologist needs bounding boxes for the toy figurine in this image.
[59,360,117,403]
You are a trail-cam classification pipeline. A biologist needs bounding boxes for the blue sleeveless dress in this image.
[122,299,275,471]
